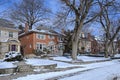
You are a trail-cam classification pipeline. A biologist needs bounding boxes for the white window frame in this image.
[9,32,13,38]
[58,37,62,41]
[37,34,45,40]
[36,43,46,51]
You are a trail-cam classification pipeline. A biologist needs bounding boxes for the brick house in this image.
[79,33,99,54]
[0,19,20,58]
[19,24,63,56]
[87,33,99,54]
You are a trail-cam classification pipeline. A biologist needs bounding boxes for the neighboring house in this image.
[78,32,100,54]
[19,24,63,56]
[87,33,99,54]
[97,40,105,53]
[0,19,20,58]
[78,32,91,53]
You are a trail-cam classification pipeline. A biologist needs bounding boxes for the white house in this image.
[0,19,20,59]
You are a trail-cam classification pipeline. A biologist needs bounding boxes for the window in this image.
[36,43,46,51]
[37,34,45,39]
[49,35,54,39]
[9,32,13,38]
[29,44,32,48]
[58,37,62,41]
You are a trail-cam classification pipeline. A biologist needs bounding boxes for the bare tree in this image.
[110,21,120,57]
[0,0,9,17]
[63,30,73,54]
[98,0,120,57]
[10,0,50,29]
[56,0,113,60]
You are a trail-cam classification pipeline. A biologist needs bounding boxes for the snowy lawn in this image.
[0,59,3,62]
[52,55,109,62]
[0,61,16,69]
[26,58,57,66]
[77,56,109,62]
[25,58,80,68]
[52,56,72,61]
[114,54,120,57]
[14,60,120,80]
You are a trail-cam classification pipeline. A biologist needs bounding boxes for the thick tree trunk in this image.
[110,42,116,57]
[72,40,78,60]
[104,43,109,58]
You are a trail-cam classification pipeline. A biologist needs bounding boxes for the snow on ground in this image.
[25,58,79,68]
[14,59,120,80]
[52,56,109,62]
[0,59,3,62]
[26,58,57,66]
[77,56,109,62]
[53,56,72,61]
[0,61,16,69]
[0,74,11,77]
[60,60,120,80]
[115,54,120,57]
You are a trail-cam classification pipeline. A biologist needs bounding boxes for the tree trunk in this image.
[104,43,109,58]
[111,42,116,57]
[72,40,78,60]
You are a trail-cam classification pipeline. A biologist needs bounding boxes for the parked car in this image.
[4,51,23,61]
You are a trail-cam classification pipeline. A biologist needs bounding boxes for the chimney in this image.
[25,23,29,33]
[87,33,91,40]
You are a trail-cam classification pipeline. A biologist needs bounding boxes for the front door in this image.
[11,45,16,51]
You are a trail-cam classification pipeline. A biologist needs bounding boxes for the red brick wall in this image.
[19,32,58,55]
[19,33,34,55]
[34,33,58,47]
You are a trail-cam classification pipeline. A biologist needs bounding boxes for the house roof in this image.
[19,26,59,37]
[0,19,19,31]
[0,19,15,28]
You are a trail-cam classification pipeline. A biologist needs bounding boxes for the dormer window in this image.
[9,32,13,38]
